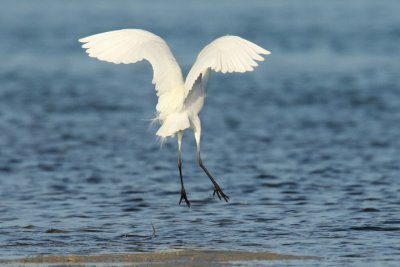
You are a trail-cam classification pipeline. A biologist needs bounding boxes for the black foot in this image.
[179,189,191,208]
[213,186,230,202]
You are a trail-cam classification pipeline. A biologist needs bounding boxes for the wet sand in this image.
[2,250,319,266]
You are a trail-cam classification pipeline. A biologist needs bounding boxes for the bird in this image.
[79,29,270,208]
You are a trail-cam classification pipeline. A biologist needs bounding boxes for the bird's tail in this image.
[156,112,190,141]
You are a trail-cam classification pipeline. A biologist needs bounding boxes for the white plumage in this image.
[80,29,185,124]
[79,29,270,207]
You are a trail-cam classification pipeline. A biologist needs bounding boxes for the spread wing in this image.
[79,29,185,120]
[184,35,270,98]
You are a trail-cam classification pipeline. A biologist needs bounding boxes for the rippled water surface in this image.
[1,0,400,266]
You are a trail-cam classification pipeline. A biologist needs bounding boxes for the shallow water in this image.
[1,0,400,266]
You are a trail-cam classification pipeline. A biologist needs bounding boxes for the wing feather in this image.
[79,29,185,120]
[184,35,270,98]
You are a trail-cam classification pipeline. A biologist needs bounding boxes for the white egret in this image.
[79,29,270,207]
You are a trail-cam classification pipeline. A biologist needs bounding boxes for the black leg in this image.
[193,119,229,203]
[178,160,190,208]
[177,131,190,208]
[198,155,229,202]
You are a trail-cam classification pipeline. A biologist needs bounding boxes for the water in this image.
[1,0,400,266]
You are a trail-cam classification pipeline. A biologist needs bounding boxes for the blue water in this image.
[1,0,400,266]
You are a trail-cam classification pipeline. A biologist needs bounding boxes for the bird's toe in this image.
[213,187,229,202]
[179,190,191,208]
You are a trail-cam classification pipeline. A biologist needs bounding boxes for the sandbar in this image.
[0,250,320,266]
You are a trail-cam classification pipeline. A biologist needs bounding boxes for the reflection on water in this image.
[0,0,400,266]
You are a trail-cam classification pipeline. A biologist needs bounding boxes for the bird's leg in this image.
[178,131,190,208]
[193,121,229,202]
[197,151,229,202]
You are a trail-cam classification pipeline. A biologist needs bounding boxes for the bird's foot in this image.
[213,186,230,202]
[179,189,191,208]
